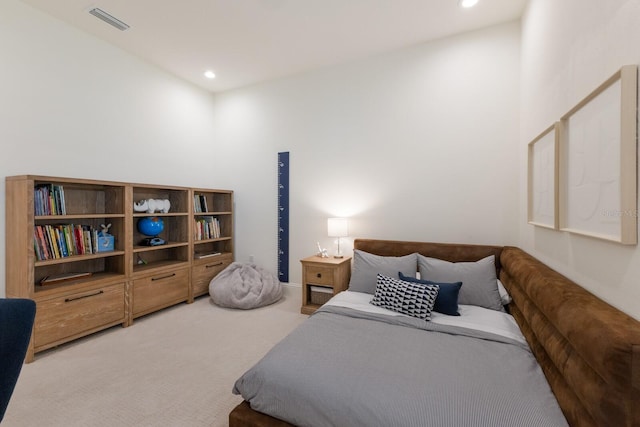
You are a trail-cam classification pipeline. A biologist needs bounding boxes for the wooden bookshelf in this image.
[5,175,234,362]
[191,188,234,298]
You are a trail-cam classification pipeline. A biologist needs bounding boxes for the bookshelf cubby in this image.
[192,189,234,297]
[5,175,234,362]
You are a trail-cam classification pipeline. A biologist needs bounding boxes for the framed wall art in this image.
[528,122,559,229]
[558,65,638,245]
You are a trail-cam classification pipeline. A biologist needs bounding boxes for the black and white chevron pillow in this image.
[370,274,439,320]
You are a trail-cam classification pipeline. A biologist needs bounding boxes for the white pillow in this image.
[497,279,512,305]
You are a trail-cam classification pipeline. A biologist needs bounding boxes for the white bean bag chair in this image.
[209,262,283,309]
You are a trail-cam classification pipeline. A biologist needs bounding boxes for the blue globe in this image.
[137,217,164,236]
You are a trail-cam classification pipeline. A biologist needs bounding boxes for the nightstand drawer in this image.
[304,265,335,286]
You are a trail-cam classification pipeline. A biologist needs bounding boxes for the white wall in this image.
[4,0,637,328]
[214,22,522,284]
[0,0,221,296]
[1,0,521,295]
[520,0,640,320]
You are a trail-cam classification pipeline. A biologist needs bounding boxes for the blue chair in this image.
[0,298,36,422]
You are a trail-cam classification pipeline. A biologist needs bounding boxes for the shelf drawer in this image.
[132,267,189,316]
[304,265,334,286]
[192,255,233,297]
[34,283,125,349]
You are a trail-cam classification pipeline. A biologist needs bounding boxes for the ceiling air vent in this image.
[88,8,130,31]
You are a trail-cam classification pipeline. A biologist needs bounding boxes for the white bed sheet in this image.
[323,290,528,347]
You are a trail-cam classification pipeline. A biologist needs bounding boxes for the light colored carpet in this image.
[4,285,307,427]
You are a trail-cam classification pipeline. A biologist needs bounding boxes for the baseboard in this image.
[280,282,301,289]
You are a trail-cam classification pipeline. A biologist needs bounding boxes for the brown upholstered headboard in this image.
[353,238,503,275]
[500,246,640,427]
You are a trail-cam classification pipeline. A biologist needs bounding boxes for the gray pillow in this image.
[348,250,417,294]
[417,254,504,312]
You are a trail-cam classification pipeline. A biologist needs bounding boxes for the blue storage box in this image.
[96,234,115,252]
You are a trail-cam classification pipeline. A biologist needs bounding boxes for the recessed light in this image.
[459,0,479,8]
[204,70,216,79]
[88,7,130,31]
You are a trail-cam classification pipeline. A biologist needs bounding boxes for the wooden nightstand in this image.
[300,255,351,315]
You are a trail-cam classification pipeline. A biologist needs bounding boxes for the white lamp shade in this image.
[327,217,349,237]
[459,0,479,7]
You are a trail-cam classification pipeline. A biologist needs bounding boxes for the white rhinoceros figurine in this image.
[134,199,171,213]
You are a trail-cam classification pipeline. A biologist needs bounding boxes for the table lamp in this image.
[327,217,348,258]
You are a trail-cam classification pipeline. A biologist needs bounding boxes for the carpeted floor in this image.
[3,285,307,427]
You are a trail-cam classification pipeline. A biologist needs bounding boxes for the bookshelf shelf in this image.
[194,236,232,244]
[33,271,125,295]
[133,212,190,217]
[133,242,189,252]
[34,250,126,266]
[35,213,125,220]
[6,175,234,362]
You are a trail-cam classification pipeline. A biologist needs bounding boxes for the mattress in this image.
[233,291,568,427]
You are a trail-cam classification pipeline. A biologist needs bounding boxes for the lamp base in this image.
[333,255,344,259]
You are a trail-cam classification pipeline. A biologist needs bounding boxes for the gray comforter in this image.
[233,305,568,427]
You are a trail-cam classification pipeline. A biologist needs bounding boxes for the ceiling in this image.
[20,0,527,93]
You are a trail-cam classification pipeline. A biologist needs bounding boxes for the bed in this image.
[230,239,640,427]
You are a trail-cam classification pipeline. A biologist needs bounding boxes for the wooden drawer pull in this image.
[65,290,104,303]
[316,273,322,278]
[206,262,224,268]
[151,273,176,281]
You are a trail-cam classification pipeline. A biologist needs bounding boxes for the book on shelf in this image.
[193,194,209,213]
[64,226,73,256]
[40,272,93,286]
[34,184,66,216]
[34,226,50,260]
[194,216,221,240]
[33,230,45,261]
[83,226,93,255]
[193,195,201,213]
[46,225,60,259]
[73,225,84,255]
[55,226,68,257]
[33,223,106,261]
